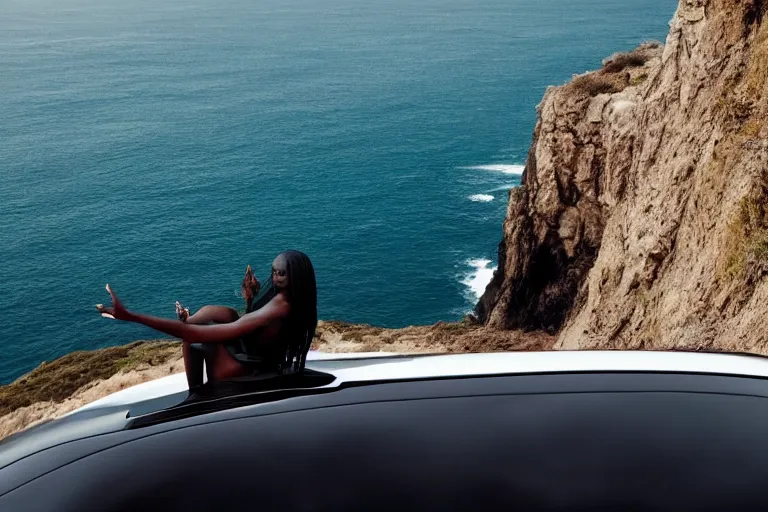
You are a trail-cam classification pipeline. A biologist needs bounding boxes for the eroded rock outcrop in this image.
[478,0,768,351]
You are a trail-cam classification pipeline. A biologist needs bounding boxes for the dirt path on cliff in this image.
[0,321,554,441]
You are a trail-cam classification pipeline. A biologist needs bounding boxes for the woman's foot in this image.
[175,301,190,322]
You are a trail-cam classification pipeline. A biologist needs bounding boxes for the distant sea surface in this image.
[0,0,676,383]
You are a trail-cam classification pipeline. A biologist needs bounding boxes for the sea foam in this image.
[468,194,494,202]
[461,258,497,303]
[461,164,525,175]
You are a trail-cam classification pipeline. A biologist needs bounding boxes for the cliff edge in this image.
[0,321,552,440]
[478,0,768,351]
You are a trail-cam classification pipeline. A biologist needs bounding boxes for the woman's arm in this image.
[97,284,290,344]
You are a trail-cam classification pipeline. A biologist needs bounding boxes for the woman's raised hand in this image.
[95,284,131,321]
[241,265,261,306]
[175,301,190,322]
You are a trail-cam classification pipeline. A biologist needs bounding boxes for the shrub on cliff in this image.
[570,72,626,96]
[602,42,662,73]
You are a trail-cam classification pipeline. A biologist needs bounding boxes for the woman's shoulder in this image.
[247,288,289,314]
[257,292,291,317]
[270,292,290,309]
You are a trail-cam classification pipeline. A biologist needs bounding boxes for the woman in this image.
[96,250,317,391]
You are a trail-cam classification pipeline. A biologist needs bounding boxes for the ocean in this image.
[0,0,676,383]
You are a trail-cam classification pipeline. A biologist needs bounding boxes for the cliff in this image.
[478,0,768,350]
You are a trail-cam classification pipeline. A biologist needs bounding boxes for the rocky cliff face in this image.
[478,0,768,351]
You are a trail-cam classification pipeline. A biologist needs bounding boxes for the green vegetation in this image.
[0,341,179,416]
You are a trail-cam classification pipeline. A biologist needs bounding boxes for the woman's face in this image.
[272,254,289,289]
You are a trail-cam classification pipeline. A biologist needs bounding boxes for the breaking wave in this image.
[461,164,525,174]
[460,258,497,303]
[468,194,494,202]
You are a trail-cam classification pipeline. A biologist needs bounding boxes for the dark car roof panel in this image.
[4,387,768,510]
[5,370,768,499]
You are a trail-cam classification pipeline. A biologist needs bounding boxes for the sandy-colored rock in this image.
[478,0,768,351]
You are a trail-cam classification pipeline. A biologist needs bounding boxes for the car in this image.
[3,349,768,511]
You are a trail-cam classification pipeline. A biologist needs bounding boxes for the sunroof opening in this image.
[125,369,338,428]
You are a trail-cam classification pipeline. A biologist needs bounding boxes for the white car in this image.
[2,349,768,511]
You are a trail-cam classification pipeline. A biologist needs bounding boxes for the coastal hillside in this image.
[0,321,553,440]
[478,0,768,351]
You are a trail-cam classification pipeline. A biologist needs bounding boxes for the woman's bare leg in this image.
[182,342,205,389]
[185,305,240,325]
[183,342,247,388]
[180,305,240,389]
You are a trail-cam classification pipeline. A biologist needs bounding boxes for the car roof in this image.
[321,349,768,381]
[4,349,768,483]
[9,365,768,509]
[69,349,768,415]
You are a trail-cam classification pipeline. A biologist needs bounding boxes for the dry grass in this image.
[714,71,747,122]
[570,73,627,97]
[314,319,555,355]
[0,341,179,416]
[602,43,661,73]
[603,51,652,73]
[722,173,768,278]
[717,95,753,122]
[740,120,763,137]
[315,321,385,343]
[564,42,662,99]
[716,22,766,123]
[630,73,649,86]
[746,19,768,97]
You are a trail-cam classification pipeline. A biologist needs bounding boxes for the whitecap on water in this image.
[468,194,494,202]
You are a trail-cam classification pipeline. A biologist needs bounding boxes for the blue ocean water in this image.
[0,0,676,383]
